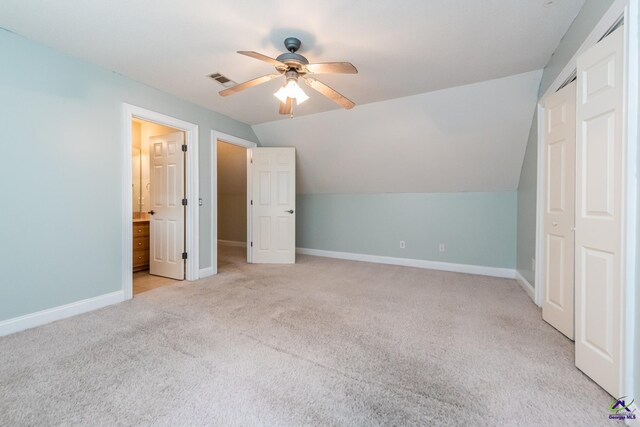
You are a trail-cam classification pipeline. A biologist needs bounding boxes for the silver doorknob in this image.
[285,210,294,214]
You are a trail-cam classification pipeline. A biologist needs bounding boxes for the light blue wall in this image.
[0,29,257,321]
[516,0,615,287]
[297,192,517,269]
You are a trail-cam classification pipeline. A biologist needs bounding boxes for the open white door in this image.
[575,27,624,397]
[149,131,185,280]
[542,81,576,340]
[249,147,295,264]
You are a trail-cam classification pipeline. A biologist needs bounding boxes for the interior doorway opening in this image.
[217,140,248,271]
[131,117,185,295]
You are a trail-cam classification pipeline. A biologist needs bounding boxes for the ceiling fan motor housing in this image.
[275,52,309,70]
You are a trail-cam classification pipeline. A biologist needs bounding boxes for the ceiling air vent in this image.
[208,72,236,88]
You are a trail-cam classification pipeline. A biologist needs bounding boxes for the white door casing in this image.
[149,131,185,280]
[250,147,296,264]
[542,81,577,340]
[575,27,624,397]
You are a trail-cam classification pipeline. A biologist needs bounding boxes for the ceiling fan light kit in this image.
[273,70,309,105]
[219,37,357,116]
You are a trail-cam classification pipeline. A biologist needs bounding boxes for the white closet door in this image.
[542,81,576,340]
[575,27,624,397]
[250,147,296,264]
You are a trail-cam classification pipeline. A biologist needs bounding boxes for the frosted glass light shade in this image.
[274,80,309,105]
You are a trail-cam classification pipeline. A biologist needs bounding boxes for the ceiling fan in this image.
[219,37,358,116]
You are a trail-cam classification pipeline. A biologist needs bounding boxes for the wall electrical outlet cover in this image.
[439,243,445,252]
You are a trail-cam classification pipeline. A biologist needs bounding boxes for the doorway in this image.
[209,131,297,275]
[209,131,256,275]
[217,140,248,271]
[123,104,200,300]
[131,118,185,295]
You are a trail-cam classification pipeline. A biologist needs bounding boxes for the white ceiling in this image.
[253,70,542,194]
[0,0,583,125]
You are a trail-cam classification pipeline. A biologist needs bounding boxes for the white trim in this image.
[515,271,536,302]
[218,239,247,248]
[540,0,627,102]
[534,102,545,307]
[296,248,516,279]
[198,267,214,278]
[622,0,638,403]
[0,291,125,337]
[210,130,257,274]
[247,149,254,264]
[123,104,200,302]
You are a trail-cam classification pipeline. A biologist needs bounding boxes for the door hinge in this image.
[182,198,188,206]
[182,252,188,260]
[182,144,187,152]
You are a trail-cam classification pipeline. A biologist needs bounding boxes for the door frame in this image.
[534,0,637,397]
[122,104,200,299]
[210,130,257,275]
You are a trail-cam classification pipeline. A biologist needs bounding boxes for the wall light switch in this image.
[400,241,405,249]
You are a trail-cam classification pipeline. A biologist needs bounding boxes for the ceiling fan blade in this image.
[238,51,287,68]
[305,62,358,74]
[303,77,355,109]
[279,97,293,115]
[219,74,280,97]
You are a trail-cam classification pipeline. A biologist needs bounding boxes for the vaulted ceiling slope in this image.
[253,70,543,194]
[0,1,582,124]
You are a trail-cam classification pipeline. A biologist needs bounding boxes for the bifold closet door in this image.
[575,27,624,398]
[542,81,576,340]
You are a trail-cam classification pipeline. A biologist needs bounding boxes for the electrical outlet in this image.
[439,243,445,253]
[532,258,535,272]
[400,241,405,249]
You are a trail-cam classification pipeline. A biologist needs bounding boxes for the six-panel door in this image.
[149,131,185,280]
[250,147,296,264]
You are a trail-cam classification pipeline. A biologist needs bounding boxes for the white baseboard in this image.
[218,239,246,248]
[0,290,125,337]
[199,266,215,278]
[515,270,536,303]
[296,248,516,279]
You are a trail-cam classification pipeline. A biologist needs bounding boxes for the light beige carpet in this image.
[0,246,611,426]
